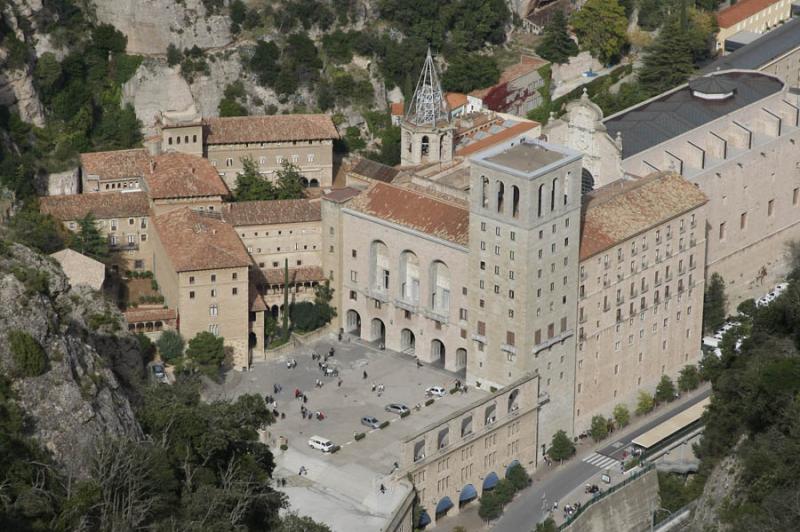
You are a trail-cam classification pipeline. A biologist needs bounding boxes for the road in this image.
[492,388,711,532]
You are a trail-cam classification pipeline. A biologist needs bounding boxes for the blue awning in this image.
[459,484,478,502]
[506,460,520,477]
[436,496,454,515]
[418,510,431,528]
[483,472,499,490]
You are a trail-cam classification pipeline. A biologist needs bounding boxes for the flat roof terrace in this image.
[471,136,581,178]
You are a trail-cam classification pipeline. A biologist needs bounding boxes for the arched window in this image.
[496,181,505,213]
[481,177,489,208]
[421,135,430,156]
[564,172,570,205]
[537,184,544,217]
[371,241,390,292]
[400,251,420,303]
[430,261,451,314]
[551,178,557,211]
[512,185,520,218]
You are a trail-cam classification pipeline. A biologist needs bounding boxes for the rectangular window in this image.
[480,261,486,270]
[189,276,195,285]
[506,331,515,346]
[210,289,217,298]
[210,304,218,317]
[719,222,726,240]
[477,321,486,336]
[232,287,238,295]
[350,270,357,282]
[232,272,238,280]
[189,291,195,299]
[211,274,217,282]
[794,188,799,206]
[459,308,468,320]
[349,290,357,300]
[740,212,747,230]
[768,199,774,217]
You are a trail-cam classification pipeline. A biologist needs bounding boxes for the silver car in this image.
[385,403,410,415]
[361,416,380,429]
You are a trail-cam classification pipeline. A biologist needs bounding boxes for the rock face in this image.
[92,0,233,55]
[688,453,742,531]
[0,1,46,126]
[0,243,144,479]
[122,60,198,134]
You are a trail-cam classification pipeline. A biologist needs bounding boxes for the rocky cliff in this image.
[0,242,144,479]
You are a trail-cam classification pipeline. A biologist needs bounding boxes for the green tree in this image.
[737,298,757,318]
[275,161,306,200]
[536,517,558,532]
[8,207,65,254]
[229,0,247,33]
[478,491,502,521]
[548,429,576,461]
[156,330,184,363]
[678,365,701,392]
[71,213,109,260]
[250,40,281,86]
[185,332,225,376]
[276,514,332,532]
[571,0,629,64]
[506,463,530,491]
[322,30,354,64]
[636,390,655,415]
[166,43,182,66]
[442,54,500,93]
[590,414,609,441]
[703,272,727,333]
[219,97,248,117]
[314,279,336,325]
[613,403,630,428]
[655,375,677,403]
[536,10,579,64]
[638,18,695,96]
[234,158,277,201]
[9,330,48,377]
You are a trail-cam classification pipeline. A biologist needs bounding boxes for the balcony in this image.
[394,298,418,313]
[110,242,139,251]
[501,344,517,355]
[532,329,574,355]
[369,289,389,303]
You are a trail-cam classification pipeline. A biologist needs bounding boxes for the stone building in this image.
[469,54,550,117]
[466,137,583,459]
[142,152,230,215]
[150,208,257,369]
[546,70,800,305]
[576,173,708,430]
[402,373,539,525]
[221,199,323,316]
[50,248,106,290]
[40,191,153,271]
[157,112,339,191]
[715,0,794,53]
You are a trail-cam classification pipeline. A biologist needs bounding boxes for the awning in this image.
[506,460,520,477]
[435,496,454,515]
[483,472,499,490]
[418,510,431,528]
[459,484,478,502]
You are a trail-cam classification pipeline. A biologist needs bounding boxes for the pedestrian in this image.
[338,378,343,387]
[553,501,558,511]
[281,412,285,420]
[363,370,368,379]
[380,484,386,494]
[329,347,335,357]
[303,394,308,404]
[371,383,376,392]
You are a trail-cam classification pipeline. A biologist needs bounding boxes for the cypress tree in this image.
[638,16,696,96]
[282,258,290,340]
[536,10,578,65]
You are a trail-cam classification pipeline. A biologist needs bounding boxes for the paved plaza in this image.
[206,333,489,531]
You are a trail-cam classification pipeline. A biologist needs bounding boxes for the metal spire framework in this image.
[405,48,450,127]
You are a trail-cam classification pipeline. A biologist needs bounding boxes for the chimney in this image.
[149,159,156,173]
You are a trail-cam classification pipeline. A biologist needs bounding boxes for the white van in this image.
[308,436,335,453]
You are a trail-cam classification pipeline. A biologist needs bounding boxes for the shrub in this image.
[379,421,390,429]
[425,398,434,406]
[280,444,288,451]
[400,410,410,418]
[613,403,630,428]
[655,375,677,404]
[9,330,47,377]
[636,390,655,415]
[478,491,502,521]
[156,330,184,363]
[354,432,365,441]
[678,365,701,392]
[186,332,225,378]
[590,415,609,442]
[88,312,120,331]
[11,266,50,296]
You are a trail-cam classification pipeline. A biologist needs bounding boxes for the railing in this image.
[109,242,139,251]
[558,463,656,530]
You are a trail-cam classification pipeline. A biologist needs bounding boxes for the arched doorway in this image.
[249,332,257,348]
[431,339,445,367]
[435,496,453,519]
[270,305,279,319]
[581,168,595,195]
[309,178,319,187]
[401,328,416,354]
[346,310,361,336]
[456,348,467,369]
[459,484,478,507]
[300,177,309,187]
[371,318,386,344]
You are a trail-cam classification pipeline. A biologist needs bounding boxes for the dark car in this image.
[151,363,166,383]
[385,403,410,415]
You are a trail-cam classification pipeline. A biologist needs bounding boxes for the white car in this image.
[426,386,446,397]
[308,436,336,453]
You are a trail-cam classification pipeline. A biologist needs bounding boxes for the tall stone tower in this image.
[466,136,583,462]
[400,49,455,167]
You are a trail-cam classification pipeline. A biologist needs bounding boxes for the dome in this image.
[688,76,737,100]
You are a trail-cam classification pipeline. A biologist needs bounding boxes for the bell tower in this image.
[400,48,455,167]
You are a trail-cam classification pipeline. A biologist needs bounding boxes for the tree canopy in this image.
[536,10,579,65]
[638,17,695,96]
[442,54,500,93]
[71,213,109,260]
[185,331,226,377]
[571,0,629,65]
[548,429,576,461]
[703,273,727,333]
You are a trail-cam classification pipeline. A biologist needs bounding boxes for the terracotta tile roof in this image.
[446,92,468,109]
[456,120,539,156]
[350,158,401,183]
[80,149,150,180]
[470,55,549,99]
[391,102,404,116]
[123,307,177,323]
[152,209,252,272]
[718,0,782,28]
[144,152,229,200]
[222,199,321,226]
[346,182,469,246]
[204,114,339,144]
[579,172,708,261]
[323,187,361,203]
[262,265,324,285]
[40,191,150,221]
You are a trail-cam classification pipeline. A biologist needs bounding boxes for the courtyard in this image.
[205,334,490,531]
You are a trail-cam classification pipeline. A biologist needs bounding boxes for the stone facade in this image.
[716,0,793,53]
[401,373,539,526]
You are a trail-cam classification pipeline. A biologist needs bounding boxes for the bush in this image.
[186,332,225,378]
[9,330,47,377]
[678,365,701,392]
[280,444,288,451]
[478,491,502,521]
[354,432,365,441]
[655,375,677,404]
[590,415,609,442]
[379,421,390,429]
[613,403,630,428]
[88,312,120,331]
[636,390,655,415]
[156,330,184,363]
[400,410,410,418]
[425,398,434,406]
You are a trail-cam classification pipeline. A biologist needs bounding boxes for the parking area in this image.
[208,333,487,474]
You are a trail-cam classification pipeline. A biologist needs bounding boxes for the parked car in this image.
[151,363,166,383]
[361,416,380,429]
[426,386,446,397]
[308,436,336,453]
[385,403,410,415]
